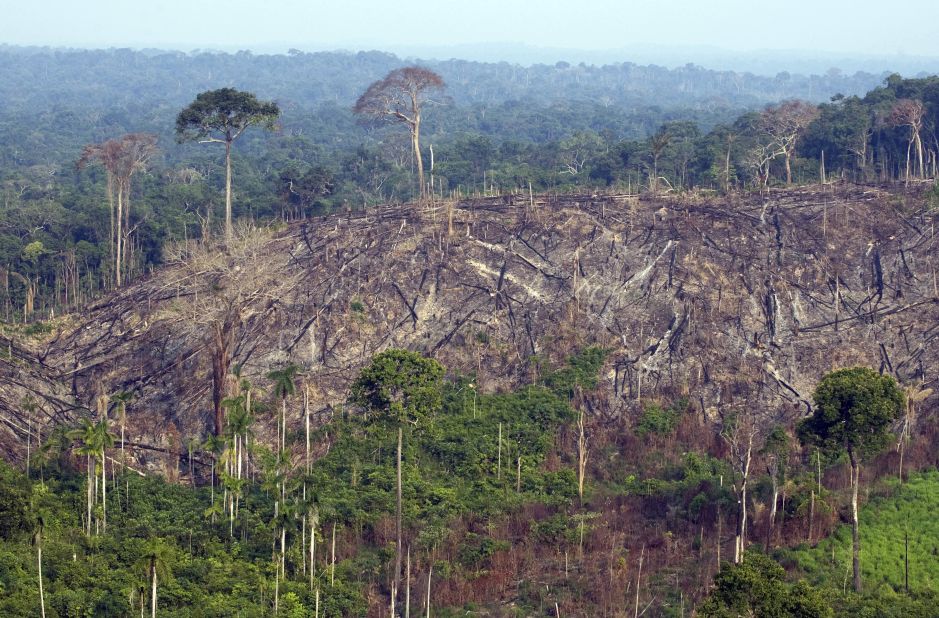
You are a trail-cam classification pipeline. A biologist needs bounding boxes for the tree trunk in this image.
[310,520,316,590]
[151,564,157,618]
[394,427,403,613]
[412,118,424,198]
[330,522,336,586]
[305,386,310,474]
[577,408,588,502]
[765,474,778,551]
[906,138,913,182]
[124,176,132,280]
[425,563,432,618]
[850,452,862,593]
[915,131,925,178]
[211,321,234,436]
[224,140,233,241]
[784,150,793,185]
[86,456,93,535]
[37,540,45,618]
[101,453,107,532]
[115,181,124,287]
[107,173,115,288]
[405,547,411,618]
[724,143,732,192]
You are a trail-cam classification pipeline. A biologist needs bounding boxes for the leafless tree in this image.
[759,100,820,184]
[888,99,926,182]
[721,409,763,564]
[354,67,446,199]
[78,134,158,287]
[163,224,288,435]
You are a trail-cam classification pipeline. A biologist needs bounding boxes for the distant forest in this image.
[0,46,937,322]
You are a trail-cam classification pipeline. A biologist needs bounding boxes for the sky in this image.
[2,0,938,60]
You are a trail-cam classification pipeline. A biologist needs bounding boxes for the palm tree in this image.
[67,418,99,535]
[92,418,116,532]
[185,437,200,487]
[271,500,297,616]
[267,363,299,453]
[202,434,226,522]
[203,500,223,526]
[110,391,134,472]
[223,393,254,482]
[222,474,246,537]
[135,539,173,618]
[33,425,68,484]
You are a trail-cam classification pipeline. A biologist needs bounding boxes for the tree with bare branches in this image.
[353,67,446,199]
[721,410,762,564]
[759,100,820,184]
[888,98,926,181]
[176,89,279,240]
[78,133,158,286]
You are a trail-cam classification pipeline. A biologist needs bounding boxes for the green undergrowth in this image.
[782,471,939,599]
[0,347,607,616]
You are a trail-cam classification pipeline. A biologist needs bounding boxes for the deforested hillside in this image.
[2,182,937,465]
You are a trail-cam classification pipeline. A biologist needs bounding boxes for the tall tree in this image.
[267,363,299,454]
[351,349,444,614]
[78,133,158,286]
[720,411,760,564]
[32,515,45,618]
[67,418,99,536]
[176,88,280,240]
[760,426,790,550]
[135,539,173,618]
[110,391,134,473]
[798,367,904,593]
[353,67,446,198]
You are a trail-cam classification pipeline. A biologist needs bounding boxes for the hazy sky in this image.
[2,0,938,58]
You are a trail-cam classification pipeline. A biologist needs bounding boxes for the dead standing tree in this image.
[78,133,158,287]
[759,100,820,185]
[720,407,764,564]
[888,99,926,182]
[353,67,446,199]
[163,225,290,435]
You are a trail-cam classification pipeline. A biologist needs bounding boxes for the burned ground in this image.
[1,182,938,468]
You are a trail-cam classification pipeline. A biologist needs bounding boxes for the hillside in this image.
[2,183,939,615]
[3,182,938,463]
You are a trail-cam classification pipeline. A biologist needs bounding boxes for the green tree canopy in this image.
[699,552,832,618]
[350,349,444,427]
[798,367,905,460]
[175,88,279,239]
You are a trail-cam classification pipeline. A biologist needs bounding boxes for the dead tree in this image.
[888,99,926,182]
[353,67,446,199]
[759,100,820,184]
[78,134,158,287]
[163,224,288,435]
[721,409,763,563]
